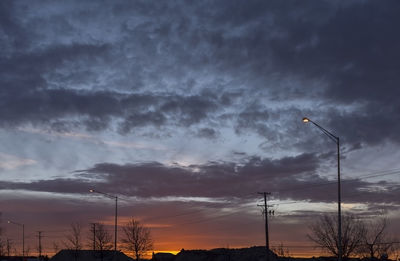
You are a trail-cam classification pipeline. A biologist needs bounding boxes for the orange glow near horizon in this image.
[8,204,385,260]
[3,213,327,260]
[31,248,322,259]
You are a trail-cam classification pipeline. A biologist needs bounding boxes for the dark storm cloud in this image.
[257,1,400,146]
[0,87,219,132]
[76,153,321,199]
[279,0,400,146]
[1,0,400,147]
[181,0,400,146]
[1,153,317,197]
[0,1,218,133]
[1,153,398,205]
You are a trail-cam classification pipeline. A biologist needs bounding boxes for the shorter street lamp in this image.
[8,220,24,259]
[90,189,118,252]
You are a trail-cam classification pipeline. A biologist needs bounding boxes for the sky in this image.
[1,0,400,258]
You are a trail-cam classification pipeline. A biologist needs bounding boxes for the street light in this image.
[8,220,24,259]
[90,189,118,252]
[302,117,342,261]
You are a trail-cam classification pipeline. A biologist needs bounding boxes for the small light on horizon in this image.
[89,189,94,193]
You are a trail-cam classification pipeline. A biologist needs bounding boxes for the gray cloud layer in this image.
[1,0,400,147]
[1,154,398,207]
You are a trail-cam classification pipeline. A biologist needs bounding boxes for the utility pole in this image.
[37,231,43,258]
[90,223,96,251]
[115,196,118,252]
[258,192,272,261]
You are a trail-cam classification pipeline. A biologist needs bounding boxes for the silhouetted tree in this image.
[122,218,153,261]
[94,223,113,252]
[64,222,82,261]
[357,218,398,259]
[272,242,290,257]
[91,223,113,261]
[25,246,31,256]
[87,223,96,251]
[0,213,4,256]
[6,238,13,257]
[0,239,5,257]
[308,214,366,260]
[52,241,59,256]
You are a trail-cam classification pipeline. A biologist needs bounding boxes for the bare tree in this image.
[6,239,13,257]
[94,223,112,252]
[25,246,31,256]
[0,239,5,257]
[89,223,113,261]
[0,213,4,256]
[357,218,398,259]
[122,218,153,261]
[52,241,59,255]
[88,223,96,251]
[64,222,83,251]
[64,222,83,261]
[272,242,290,257]
[308,214,366,260]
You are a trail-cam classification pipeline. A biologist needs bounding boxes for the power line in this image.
[72,168,400,228]
[143,208,208,222]
[117,169,400,228]
[178,207,249,226]
[275,170,400,195]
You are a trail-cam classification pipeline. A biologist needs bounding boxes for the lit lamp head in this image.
[89,189,95,193]
[302,117,310,123]
[7,221,10,224]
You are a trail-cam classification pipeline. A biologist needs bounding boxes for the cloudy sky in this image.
[1,0,400,257]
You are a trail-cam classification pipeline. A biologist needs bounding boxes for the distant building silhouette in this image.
[0,257,46,261]
[49,250,133,261]
[152,252,175,261]
[151,247,277,261]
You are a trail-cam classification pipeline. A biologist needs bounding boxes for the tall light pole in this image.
[90,189,118,252]
[8,220,24,259]
[302,117,342,261]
